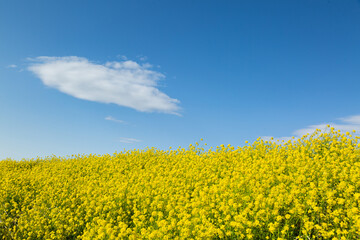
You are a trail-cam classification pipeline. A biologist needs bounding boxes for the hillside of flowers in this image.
[1,128,360,239]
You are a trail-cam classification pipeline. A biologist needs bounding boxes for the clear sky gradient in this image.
[1,0,360,160]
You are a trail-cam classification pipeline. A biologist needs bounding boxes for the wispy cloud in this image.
[293,115,360,137]
[137,55,148,61]
[6,64,17,68]
[28,56,181,115]
[105,116,126,124]
[260,114,360,142]
[338,115,360,125]
[116,55,128,60]
[119,137,141,144]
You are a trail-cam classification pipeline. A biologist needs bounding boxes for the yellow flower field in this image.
[1,127,360,239]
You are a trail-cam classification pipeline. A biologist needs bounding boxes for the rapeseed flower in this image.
[0,129,360,239]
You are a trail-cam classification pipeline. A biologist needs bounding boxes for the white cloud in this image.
[6,64,17,68]
[119,137,141,144]
[28,56,181,114]
[260,114,360,143]
[105,116,126,124]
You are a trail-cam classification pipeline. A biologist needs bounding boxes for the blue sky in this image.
[1,0,360,160]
